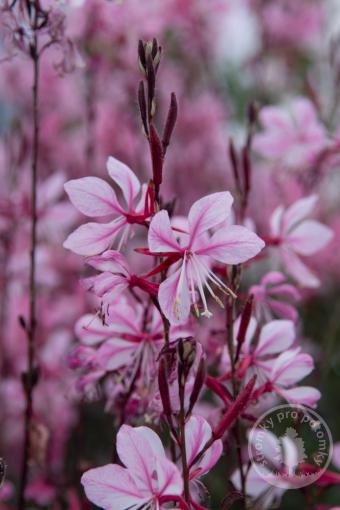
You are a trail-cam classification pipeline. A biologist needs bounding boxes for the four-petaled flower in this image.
[81,424,183,510]
[250,271,300,322]
[269,195,333,288]
[148,192,265,324]
[222,316,296,385]
[64,157,150,256]
[268,348,320,407]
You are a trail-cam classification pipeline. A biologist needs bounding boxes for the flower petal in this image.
[158,265,190,325]
[276,386,321,407]
[86,250,130,274]
[92,273,128,302]
[256,320,295,356]
[281,247,320,288]
[271,349,314,386]
[196,226,264,264]
[185,416,222,479]
[96,339,135,371]
[75,314,116,345]
[188,192,233,244]
[107,156,140,209]
[148,210,182,253]
[154,456,183,497]
[270,206,284,237]
[287,220,333,255]
[282,195,318,234]
[81,464,147,510]
[63,219,126,256]
[64,177,122,216]
[116,425,166,492]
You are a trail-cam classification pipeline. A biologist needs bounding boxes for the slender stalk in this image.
[226,292,247,509]
[18,27,40,510]
[178,383,190,503]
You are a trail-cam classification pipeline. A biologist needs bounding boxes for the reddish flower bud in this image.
[229,138,240,190]
[149,125,163,187]
[138,80,148,136]
[162,92,178,155]
[242,146,251,196]
[235,294,253,360]
[158,357,172,418]
[213,375,256,439]
[188,357,206,415]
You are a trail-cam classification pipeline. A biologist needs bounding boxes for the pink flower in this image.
[250,271,300,322]
[64,157,149,256]
[81,424,183,510]
[254,98,327,168]
[269,195,333,287]
[148,192,265,324]
[83,250,159,302]
[223,316,295,385]
[268,348,320,407]
[73,301,192,388]
[185,416,222,481]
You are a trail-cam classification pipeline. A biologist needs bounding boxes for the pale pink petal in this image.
[185,416,212,466]
[106,304,141,335]
[259,106,292,130]
[256,320,295,356]
[64,177,122,216]
[266,299,298,322]
[261,271,286,286]
[185,416,222,478]
[272,350,314,386]
[96,340,135,370]
[107,156,140,209]
[293,98,319,127]
[86,250,130,274]
[154,456,183,497]
[270,205,284,237]
[249,429,282,470]
[287,220,333,255]
[281,247,320,288]
[92,273,128,300]
[188,192,233,245]
[148,210,182,253]
[276,386,321,407]
[332,443,340,470]
[158,265,190,325]
[63,219,126,256]
[116,425,165,492]
[81,464,147,510]
[75,315,115,345]
[39,171,66,206]
[196,226,264,264]
[282,195,318,234]
[267,283,300,301]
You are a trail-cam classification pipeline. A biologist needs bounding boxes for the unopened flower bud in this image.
[188,357,206,415]
[158,357,172,418]
[213,375,256,439]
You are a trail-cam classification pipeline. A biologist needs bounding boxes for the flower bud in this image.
[213,375,256,439]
